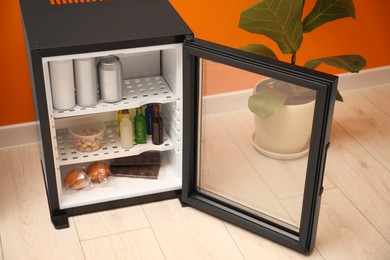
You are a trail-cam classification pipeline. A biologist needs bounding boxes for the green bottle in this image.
[134,107,147,144]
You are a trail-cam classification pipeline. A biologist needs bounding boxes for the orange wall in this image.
[170,0,390,71]
[0,0,35,126]
[1,0,389,126]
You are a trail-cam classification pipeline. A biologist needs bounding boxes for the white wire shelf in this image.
[53,75,176,118]
[55,120,174,166]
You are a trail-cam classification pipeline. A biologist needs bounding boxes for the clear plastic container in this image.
[69,119,105,152]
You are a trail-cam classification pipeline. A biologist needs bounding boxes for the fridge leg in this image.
[177,194,190,208]
[51,214,70,229]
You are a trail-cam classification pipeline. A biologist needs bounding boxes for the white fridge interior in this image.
[41,43,183,209]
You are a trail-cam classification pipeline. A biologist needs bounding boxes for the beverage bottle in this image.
[145,104,153,135]
[134,107,147,144]
[152,104,163,145]
[120,109,133,149]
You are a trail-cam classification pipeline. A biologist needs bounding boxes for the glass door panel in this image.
[182,38,337,253]
[197,59,316,232]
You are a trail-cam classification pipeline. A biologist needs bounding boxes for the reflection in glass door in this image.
[196,59,317,232]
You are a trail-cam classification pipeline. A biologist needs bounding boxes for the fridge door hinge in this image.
[184,34,195,42]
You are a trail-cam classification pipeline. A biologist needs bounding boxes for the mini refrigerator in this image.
[19,0,337,253]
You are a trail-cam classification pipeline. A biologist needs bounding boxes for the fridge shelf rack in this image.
[53,76,177,118]
[55,120,174,165]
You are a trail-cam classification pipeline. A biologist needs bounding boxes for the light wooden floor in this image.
[1,85,390,259]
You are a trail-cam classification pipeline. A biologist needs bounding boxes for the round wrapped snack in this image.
[87,161,110,184]
[64,168,91,190]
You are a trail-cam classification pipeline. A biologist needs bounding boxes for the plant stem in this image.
[291,52,296,65]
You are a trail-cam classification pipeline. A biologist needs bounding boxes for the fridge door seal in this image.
[181,38,338,254]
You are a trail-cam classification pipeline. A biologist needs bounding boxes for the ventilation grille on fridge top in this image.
[50,0,110,6]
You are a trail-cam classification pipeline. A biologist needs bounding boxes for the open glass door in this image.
[182,39,337,253]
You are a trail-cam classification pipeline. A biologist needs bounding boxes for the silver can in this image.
[98,55,123,103]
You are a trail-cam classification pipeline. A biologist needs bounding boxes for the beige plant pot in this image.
[251,80,316,160]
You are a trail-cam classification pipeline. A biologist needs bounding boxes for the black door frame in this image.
[181,38,337,254]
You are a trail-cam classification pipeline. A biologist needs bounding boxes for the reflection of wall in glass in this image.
[202,60,266,96]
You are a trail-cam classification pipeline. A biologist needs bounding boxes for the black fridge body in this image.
[20,0,337,254]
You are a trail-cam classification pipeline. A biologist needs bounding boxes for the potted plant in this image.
[239,0,366,159]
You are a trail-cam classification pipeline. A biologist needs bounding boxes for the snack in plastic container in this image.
[69,119,105,152]
[64,168,91,190]
[87,161,110,184]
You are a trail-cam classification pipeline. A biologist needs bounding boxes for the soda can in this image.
[98,55,123,103]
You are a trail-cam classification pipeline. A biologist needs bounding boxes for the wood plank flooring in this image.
[1,84,390,259]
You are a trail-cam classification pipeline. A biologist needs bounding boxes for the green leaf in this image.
[239,0,304,54]
[239,44,278,60]
[303,0,356,33]
[248,89,288,118]
[304,55,367,72]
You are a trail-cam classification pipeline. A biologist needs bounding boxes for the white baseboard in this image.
[1,66,389,148]
[337,65,390,92]
[0,122,39,149]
